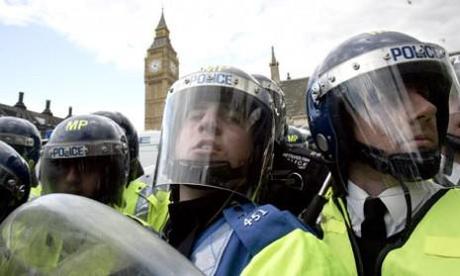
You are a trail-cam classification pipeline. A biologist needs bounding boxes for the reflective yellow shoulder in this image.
[241,228,349,276]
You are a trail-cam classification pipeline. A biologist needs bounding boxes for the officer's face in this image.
[353,82,438,154]
[51,159,102,198]
[448,97,460,138]
[175,102,253,168]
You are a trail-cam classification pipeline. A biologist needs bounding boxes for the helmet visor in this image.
[340,60,454,154]
[439,54,460,185]
[447,55,460,139]
[41,141,127,205]
[0,133,35,148]
[313,43,460,196]
[155,85,274,197]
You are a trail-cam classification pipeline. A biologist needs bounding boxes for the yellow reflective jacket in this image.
[28,184,42,200]
[122,178,147,216]
[142,189,170,232]
[241,228,349,275]
[122,179,170,232]
[321,188,460,276]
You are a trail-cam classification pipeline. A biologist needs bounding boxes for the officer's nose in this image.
[198,108,222,135]
[410,90,437,123]
[63,165,81,189]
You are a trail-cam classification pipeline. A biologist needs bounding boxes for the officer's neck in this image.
[348,161,399,197]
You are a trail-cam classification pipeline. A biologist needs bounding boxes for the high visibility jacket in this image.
[122,179,170,232]
[139,188,170,232]
[321,188,460,276]
[29,184,42,200]
[191,202,343,276]
[241,226,347,275]
[122,178,147,215]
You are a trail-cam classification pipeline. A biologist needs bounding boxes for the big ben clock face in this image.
[149,59,161,73]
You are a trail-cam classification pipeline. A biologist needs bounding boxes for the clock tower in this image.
[144,11,179,130]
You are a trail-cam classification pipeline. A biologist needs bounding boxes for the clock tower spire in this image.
[144,10,179,130]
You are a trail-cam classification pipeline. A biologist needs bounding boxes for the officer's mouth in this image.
[191,140,222,154]
[408,135,436,149]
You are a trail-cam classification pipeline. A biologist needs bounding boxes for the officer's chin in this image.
[396,141,437,153]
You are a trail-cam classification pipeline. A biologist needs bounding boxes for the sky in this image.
[1,0,459,131]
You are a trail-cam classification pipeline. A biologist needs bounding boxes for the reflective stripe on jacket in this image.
[321,188,460,275]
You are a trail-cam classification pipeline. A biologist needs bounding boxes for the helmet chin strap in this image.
[169,160,248,191]
[446,134,460,151]
[355,142,441,181]
[443,134,460,176]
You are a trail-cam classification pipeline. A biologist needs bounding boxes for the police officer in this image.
[305,31,460,275]
[40,114,130,208]
[0,141,30,222]
[92,111,154,218]
[251,74,329,215]
[0,116,41,197]
[150,66,340,275]
[437,53,460,186]
[93,111,144,181]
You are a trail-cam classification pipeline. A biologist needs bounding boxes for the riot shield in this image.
[0,193,203,275]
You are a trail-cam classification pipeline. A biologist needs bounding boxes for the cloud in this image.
[0,0,156,72]
[1,0,459,79]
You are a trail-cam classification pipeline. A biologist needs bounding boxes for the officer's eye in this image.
[187,109,206,121]
[224,111,243,125]
[404,82,431,101]
[417,87,431,100]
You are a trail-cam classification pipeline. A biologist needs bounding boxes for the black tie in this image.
[361,197,387,240]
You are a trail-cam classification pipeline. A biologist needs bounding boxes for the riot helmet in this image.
[445,53,460,150]
[437,53,460,181]
[306,31,457,195]
[93,111,144,181]
[0,116,41,187]
[252,74,287,142]
[40,114,129,206]
[260,125,330,215]
[0,140,30,222]
[154,66,275,200]
[284,125,312,145]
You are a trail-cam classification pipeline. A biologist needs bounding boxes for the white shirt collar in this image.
[346,180,441,237]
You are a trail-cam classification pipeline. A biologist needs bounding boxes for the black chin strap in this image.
[169,160,248,189]
[443,144,455,176]
[444,134,460,176]
[446,134,460,151]
[355,142,440,181]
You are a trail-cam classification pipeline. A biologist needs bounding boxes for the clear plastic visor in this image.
[334,59,459,199]
[0,133,35,147]
[447,62,460,136]
[154,86,274,196]
[40,142,127,204]
[440,59,460,187]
